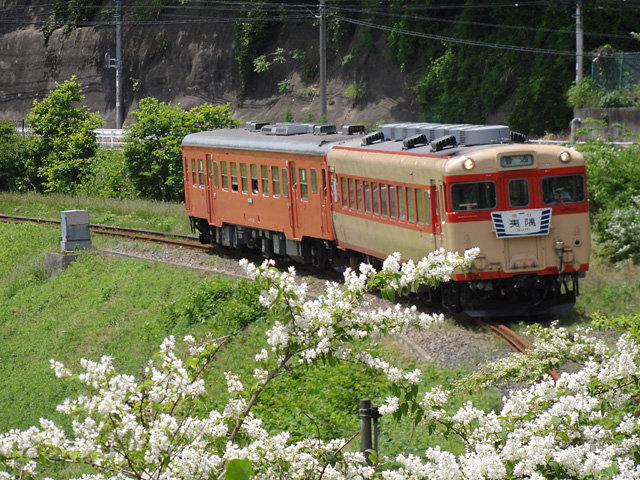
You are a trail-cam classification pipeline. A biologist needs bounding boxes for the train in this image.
[181,121,590,317]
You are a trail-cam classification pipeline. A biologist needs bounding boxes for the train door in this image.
[430,182,442,248]
[320,168,331,235]
[286,161,299,239]
[205,154,214,223]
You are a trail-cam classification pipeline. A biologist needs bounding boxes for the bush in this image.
[26,76,104,193]
[124,99,235,201]
[567,78,605,108]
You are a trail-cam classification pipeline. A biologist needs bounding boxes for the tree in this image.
[123,98,235,202]
[27,76,104,193]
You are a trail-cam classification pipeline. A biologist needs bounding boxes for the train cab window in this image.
[300,168,308,200]
[251,164,258,194]
[380,183,388,218]
[191,159,197,186]
[198,158,205,187]
[356,180,363,213]
[372,182,380,216]
[282,168,289,198]
[241,164,248,193]
[424,189,431,226]
[272,166,280,197]
[389,185,397,220]
[398,186,406,221]
[230,163,238,192]
[261,165,269,195]
[341,177,348,209]
[509,178,529,208]
[311,168,318,194]
[348,178,355,211]
[364,181,371,215]
[213,162,219,189]
[407,188,415,224]
[221,162,229,190]
[542,175,585,205]
[450,181,497,211]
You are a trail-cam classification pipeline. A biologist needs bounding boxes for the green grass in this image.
[0,191,191,234]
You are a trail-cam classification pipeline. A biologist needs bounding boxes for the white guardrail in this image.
[95,128,125,149]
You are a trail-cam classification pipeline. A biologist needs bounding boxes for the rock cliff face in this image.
[0,14,421,128]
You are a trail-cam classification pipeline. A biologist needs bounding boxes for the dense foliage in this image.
[26,76,104,193]
[123,97,236,201]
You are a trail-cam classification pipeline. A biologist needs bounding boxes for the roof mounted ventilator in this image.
[430,135,458,152]
[362,131,385,146]
[402,134,428,150]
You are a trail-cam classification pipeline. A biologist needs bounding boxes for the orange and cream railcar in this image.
[182,124,364,266]
[182,122,590,317]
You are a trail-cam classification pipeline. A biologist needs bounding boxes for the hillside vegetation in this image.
[1,1,639,132]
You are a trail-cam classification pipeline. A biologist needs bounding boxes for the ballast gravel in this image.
[100,240,514,371]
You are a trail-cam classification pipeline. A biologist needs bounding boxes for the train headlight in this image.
[462,156,475,170]
[559,150,572,163]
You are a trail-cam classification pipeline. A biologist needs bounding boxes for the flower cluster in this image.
[3,251,640,480]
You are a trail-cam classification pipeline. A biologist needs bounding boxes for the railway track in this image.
[2,213,557,378]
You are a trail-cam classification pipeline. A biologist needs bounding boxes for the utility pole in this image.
[115,0,124,128]
[575,0,583,83]
[319,0,327,120]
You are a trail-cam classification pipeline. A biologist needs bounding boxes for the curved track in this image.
[2,213,559,378]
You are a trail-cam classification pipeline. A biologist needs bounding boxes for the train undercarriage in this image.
[191,217,582,318]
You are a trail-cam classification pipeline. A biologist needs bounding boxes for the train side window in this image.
[415,189,423,226]
[251,164,258,194]
[450,181,497,211]
[213,162,219,189]
[380,183,388,218]
[389,185,397,220]
[398,186,406,221]
[282,168,289,198]
[191,159,197,186]
[261,165,269,195]
[542,175,585,205]
[198,158,205,187]
[311,168,318,194]
[372,182,379,216]
[407,188,415,224]
[348,178,355,211]
[272,166,280,197]
[221,162,228,190]
[424,189,431,226]
[364,181,371,215]
[240,164,248,193]
[230,163,238,192]
[356,180,363,213]
[184,156,188,182]
[509,178,529,208]
[341,177,348,209]
[300,168,308,200]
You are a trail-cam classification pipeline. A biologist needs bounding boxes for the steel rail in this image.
[474,318,560,382]
[0,213,209,250]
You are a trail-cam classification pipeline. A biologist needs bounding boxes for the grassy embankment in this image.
[0,192,509,459]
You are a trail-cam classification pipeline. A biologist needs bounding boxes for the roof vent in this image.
[402,134,428,150]
[342,124,366,135]
[362,131,385,146]
[430,134,458,152]
[261,123,309,136]
[510,131,528,143]
[246,121,269,132]
[314,124,338,135]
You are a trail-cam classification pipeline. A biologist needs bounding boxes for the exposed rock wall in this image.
[0,18,421,128]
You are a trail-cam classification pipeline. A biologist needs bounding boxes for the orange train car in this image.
[182,122,590,317]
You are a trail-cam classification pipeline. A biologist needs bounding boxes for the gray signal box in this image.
[60,210,92,251]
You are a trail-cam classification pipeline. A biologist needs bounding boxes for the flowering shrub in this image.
[2,248,640,480]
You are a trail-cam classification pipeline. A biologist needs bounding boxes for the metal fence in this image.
[10,122,124,148]
[591,52,640,91]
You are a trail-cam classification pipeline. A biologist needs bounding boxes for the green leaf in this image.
[226,459,253,480]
